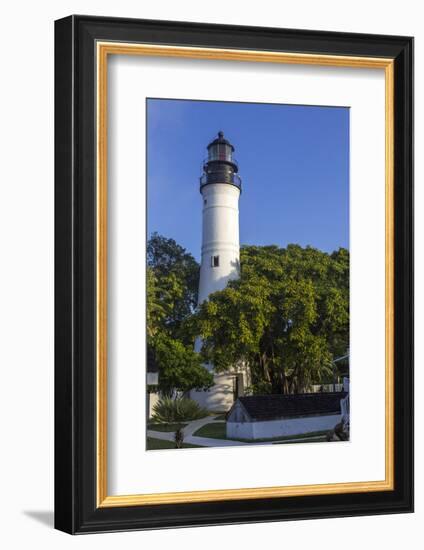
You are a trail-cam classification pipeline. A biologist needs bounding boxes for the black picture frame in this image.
[55,15,414,534]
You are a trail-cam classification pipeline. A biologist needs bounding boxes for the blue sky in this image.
[147,98,349,262]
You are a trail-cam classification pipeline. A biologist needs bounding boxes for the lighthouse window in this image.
[211,255,220,268]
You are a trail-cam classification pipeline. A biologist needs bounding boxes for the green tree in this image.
[147,233,213,395]
[153,333,213,396]
[192,244,349,394]
[147,232,199,337]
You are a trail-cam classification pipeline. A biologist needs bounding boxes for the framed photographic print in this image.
[54,15,413,534]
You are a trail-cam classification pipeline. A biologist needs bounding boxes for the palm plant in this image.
[152,397,208,423]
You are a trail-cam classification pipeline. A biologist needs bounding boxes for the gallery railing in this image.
[199,172,242,190]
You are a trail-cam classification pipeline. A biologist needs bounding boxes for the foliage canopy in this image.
[147,233,349,396]
[191,244,349,394]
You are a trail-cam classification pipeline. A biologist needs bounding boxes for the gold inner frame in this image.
[96,42,395,508]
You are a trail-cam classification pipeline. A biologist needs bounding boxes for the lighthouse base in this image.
[190,370,249,413]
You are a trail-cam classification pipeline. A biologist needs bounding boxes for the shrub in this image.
[152,397,208,423]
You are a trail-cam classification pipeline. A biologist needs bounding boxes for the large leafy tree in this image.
[147,232,199,338]
[191,244,349,395]
[147,233,213,394]
[152,333,213,397]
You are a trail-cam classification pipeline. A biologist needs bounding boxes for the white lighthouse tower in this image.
[191,132,248,412]
[198,131,241,303]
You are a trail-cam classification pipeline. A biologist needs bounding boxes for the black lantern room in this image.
[200,131,242,192]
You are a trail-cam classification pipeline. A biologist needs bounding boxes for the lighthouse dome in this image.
[200,131,242,192]
[207,130,235,151]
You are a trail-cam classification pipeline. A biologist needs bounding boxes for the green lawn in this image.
[193,422,227,439]
[146,437,203,450]
[147,422,187,432]
[273,435,329,444]
[246,430,330,443]
[192,423,329,443]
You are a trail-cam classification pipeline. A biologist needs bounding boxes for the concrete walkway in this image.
[184,434,247,447]
[183,416,246,446]
[147,416,327,448]
[147,415,249,447]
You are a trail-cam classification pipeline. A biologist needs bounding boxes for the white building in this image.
[226,392,347,440]
[190,132,249,412]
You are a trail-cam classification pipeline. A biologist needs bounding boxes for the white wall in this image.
[198,183,240,304]
[227,414,341,440]
[147,392,160,418]
[191,372,236,412]
[0,1,421,549]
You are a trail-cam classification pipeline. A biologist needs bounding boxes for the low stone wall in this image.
[227,413,341,440]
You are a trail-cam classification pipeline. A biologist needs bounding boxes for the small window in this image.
[211,255,220,268]
[204,199,207,205]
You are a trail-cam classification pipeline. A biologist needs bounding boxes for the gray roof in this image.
[235,392,346,421]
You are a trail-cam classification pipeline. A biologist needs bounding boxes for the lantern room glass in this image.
[208,143,233,162]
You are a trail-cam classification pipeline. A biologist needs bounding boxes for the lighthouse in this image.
[191,132,248,412]
[198,131,241,303]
